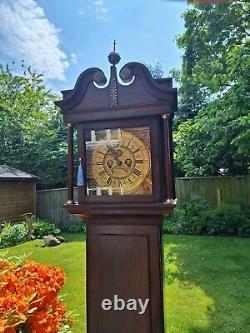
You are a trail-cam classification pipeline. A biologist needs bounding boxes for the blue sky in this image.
[0,0,188,93]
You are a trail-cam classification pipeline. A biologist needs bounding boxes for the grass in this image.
[1,233,250,333]
[163,235,250,333]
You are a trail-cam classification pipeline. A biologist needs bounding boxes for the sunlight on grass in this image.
[165,281,214,333]
[164,242,214,333]
[1,233,249,333]
[163,235,250,333]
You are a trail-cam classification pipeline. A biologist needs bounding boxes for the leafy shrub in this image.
[62,219,86,233]
[164,198,250,237]
[0,223,28,248]
[33,219,60,238]
[206,203,250,237]
[164,197,210,235]
[182,197,210,215]
[0,219,60,248]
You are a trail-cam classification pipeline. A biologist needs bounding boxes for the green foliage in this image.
[0,223,28,248]
[174,97,250,176]
[164,198,250,237]
[182,196,210,214]
[173,1,250,176]
[206,203,250,236]
[164,198,210,235]
[33,219,61,239]
[0,219,60,248]
[62,219,86,233]
[58,323,73,333]
[0,62,67,189]
[145,61,164,79]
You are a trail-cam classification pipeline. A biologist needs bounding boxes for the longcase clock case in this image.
[56,53,177,333]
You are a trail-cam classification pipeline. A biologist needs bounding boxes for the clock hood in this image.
[56,56,177,123]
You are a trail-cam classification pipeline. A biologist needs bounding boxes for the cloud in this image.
[70,53,78,65]
[0,0,69,81]
[93,0,109,20]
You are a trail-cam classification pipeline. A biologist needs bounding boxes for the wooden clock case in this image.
[56,53,177,333]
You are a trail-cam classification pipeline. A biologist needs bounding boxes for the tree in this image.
[173,0,250,176]
[145,61,164,79]
[0,63,68,188]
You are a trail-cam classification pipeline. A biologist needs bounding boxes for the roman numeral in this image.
[128,178,133,184]
[127,139,132,147]
[107,177,112,185]
[98,170,106,177]
[133,168,141,176]
[96,162,103,165]
[136,160,143,164]
[133,148,140,154]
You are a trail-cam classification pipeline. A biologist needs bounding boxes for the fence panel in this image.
[36,188,79,228]
[36,176,250,226]
[175,176,249,207]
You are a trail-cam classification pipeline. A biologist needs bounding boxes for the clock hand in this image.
[113,152,123,166]
[106,144,116,157]
[106,144,122,166]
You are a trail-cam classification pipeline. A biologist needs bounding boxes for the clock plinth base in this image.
[86,216,165,333]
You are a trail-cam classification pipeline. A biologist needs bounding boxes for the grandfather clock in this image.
[56,46,177,333]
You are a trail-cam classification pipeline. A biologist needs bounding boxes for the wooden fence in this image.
[175,175,249,207]
[36,176,250,227]
[36,188,79,228]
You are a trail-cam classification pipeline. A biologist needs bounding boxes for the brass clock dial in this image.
[87,128,152,195]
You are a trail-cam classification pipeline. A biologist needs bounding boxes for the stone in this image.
[56,236,65,243]
[42,235,65,247]
[43,235,60,247]
[47,237,61,247]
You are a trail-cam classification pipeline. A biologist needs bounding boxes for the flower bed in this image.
[0,257,73,333]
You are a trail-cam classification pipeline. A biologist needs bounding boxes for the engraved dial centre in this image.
[88,128,152,195]
[103,146,136,179]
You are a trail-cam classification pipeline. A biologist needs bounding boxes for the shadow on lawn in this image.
[61,233,86,243]
[164,235,250,333]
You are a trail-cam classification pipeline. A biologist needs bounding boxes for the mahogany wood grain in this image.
[67,123,74,203]
[65,202,175,216]
[162,114,173,200]
[87,220,164,333]
[169,115,176,199]
[56,58,177,333]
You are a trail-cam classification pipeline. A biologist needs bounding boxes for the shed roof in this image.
[0,165,38,181]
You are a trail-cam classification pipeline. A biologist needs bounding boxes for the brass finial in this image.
[108,40,121,66]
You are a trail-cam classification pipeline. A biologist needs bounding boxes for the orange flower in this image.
[0,258,72,333]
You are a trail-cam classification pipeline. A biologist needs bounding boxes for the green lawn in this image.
[1,234,250,333]
[163,235,250,333]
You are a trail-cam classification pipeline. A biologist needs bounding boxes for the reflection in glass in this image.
[85,127,152,196]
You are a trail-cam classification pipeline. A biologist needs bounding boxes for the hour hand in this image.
[106,145,122,166]
[106,144,116,157]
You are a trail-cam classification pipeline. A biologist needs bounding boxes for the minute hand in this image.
[106,145,122,165]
